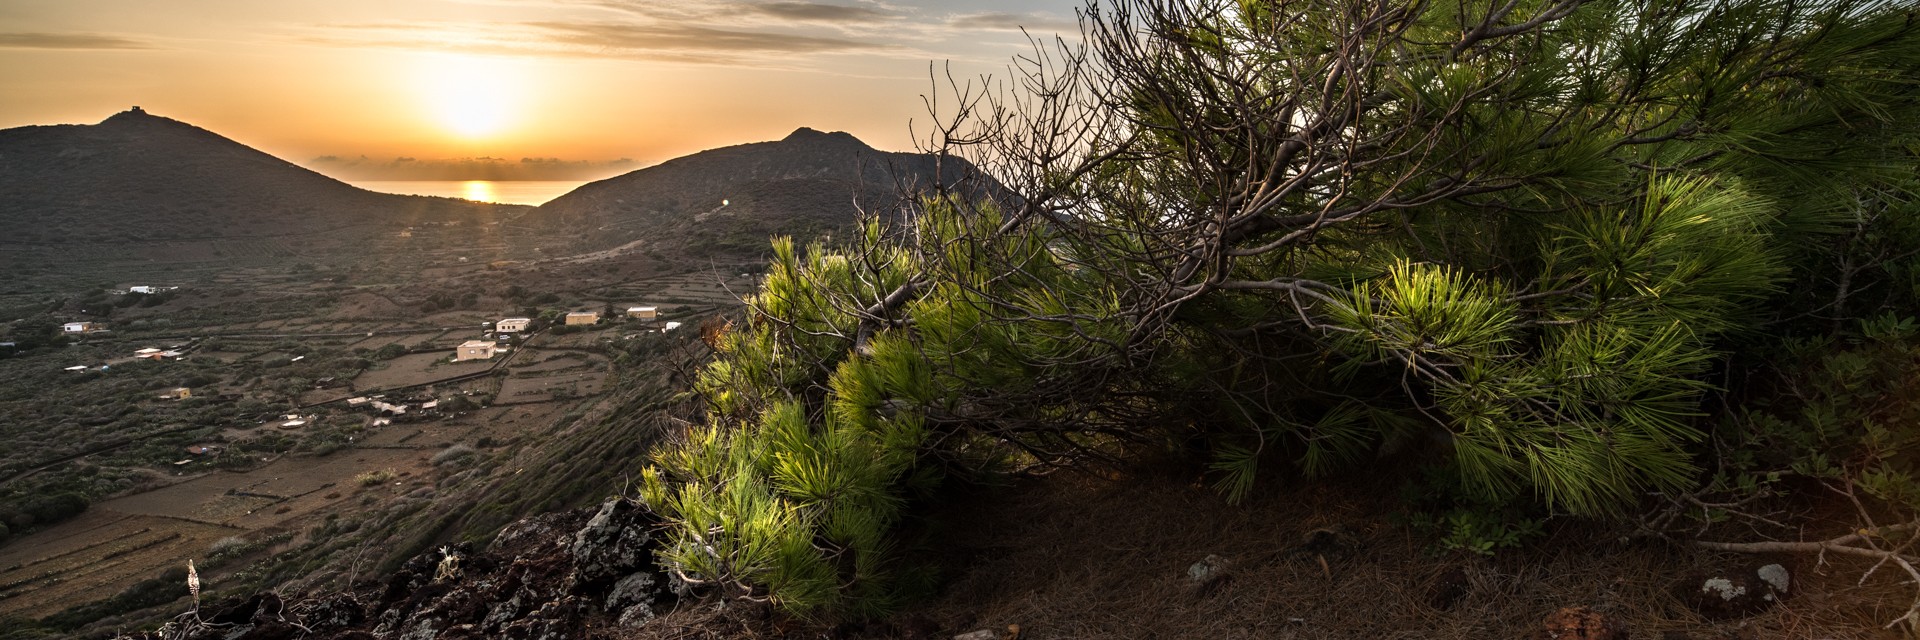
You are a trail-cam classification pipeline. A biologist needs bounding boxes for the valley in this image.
[0,110,934,635]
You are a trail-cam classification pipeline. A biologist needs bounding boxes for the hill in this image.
[531,127,980,256]
[0,108,526,273]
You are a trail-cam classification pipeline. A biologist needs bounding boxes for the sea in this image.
[352,180,585,206]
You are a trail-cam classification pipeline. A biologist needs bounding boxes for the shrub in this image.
[642,0,1920,618]
[356,468,396,486]
[431,444,476,466]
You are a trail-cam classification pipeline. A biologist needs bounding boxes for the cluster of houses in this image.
[345,395,445,425]
[452,306,675,362]
[132,346,186,360]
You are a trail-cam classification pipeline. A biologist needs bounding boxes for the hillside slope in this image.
[0,108,525,269]
[532,127,979,256]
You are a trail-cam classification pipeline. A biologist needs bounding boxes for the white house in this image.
[455,340,497,361]
[663,321,684,333]
[62,322,97,334]
[496,317,531,333]
[626,306,658,320]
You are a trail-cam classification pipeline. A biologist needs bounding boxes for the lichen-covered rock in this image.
[1676,562,1791,620]
[618,601,658,628]
[1185,554,1233,597]
[606,571,661,612]
[568,497,659,586]
[1186,554,1230,583]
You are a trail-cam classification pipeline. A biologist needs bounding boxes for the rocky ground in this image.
[106,473,1910,640]
[115,498,676,640]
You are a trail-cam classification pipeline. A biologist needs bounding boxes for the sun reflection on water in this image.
[461,180,497,203]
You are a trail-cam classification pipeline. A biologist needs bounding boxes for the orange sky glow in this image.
[0,0,1081,179]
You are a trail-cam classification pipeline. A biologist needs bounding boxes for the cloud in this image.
[532,20,885,54]
[943,12,1079,32]
[745,2,896,23]
[0,32,153,50]
[295,2,1078,68]
[301,18,890,65]
[309,154,636,181]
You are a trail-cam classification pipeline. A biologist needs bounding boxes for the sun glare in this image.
[461,180,496,203]
[419,54,518,139]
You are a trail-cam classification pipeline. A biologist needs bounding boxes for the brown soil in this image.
[848,472,1910,640]
[609,474,1904,640]
[0,510,241,617]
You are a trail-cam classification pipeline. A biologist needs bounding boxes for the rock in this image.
[605,571,662,612]
[1536,606,1627,640]
[297,593,366,631]
[617,602,657,628]
[1756,563,1790,594]
[568,498,658,586]
[1187,554,1231,583]
[1676,562,1791,619]
[1186,554,1233,597]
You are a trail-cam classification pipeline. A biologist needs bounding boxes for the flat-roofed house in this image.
[62,322,97,334]
[496,317,531,333]
[565,311,600,326]
[455,340,497,361]
[626,306,658,320]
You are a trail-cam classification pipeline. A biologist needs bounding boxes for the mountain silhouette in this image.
[532,126,981,255]
[0,108,521,267]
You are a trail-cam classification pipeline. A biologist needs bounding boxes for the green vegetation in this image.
[640,0,1920,618]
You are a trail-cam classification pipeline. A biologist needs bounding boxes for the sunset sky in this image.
[0,0,1082,179]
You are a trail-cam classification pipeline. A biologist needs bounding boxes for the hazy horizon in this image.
[0,0,1083,169]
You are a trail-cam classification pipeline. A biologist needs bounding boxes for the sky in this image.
[0,0,1084,180]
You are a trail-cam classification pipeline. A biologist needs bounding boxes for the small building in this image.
[161,387,192,400]
[626,306,658,320]
[64,365,89,372]
[372,401,408,415]
[62,322,98,334]
[134,347,162,356]
[663,321,684,333]
[347,397,370,407]
[565,311,600,326]
[185,444,221,455]
[496,317,531,333]
[454,340,497,361]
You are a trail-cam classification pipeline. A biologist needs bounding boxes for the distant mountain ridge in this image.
[0,108,521,267]
[0,110,987,273]
[533,126,981,255]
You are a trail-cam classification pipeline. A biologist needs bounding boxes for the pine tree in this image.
[642,0,1920,615]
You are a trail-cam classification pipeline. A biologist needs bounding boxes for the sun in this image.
[418,53,519,139]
